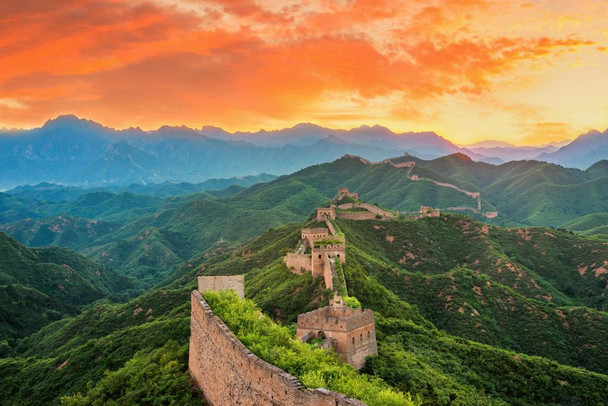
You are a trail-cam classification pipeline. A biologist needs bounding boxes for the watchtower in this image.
[317,206,336,222]
[297,304,377,369]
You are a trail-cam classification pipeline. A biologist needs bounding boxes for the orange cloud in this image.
[0,0,605,144]
[520,122,576,145]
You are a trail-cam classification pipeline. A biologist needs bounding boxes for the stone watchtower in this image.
[317,206,336,222]
[301,228,329,244]
[296,303,377,370]
[337,188,359,201]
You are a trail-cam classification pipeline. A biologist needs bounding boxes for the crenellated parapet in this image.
[198,275,245,298]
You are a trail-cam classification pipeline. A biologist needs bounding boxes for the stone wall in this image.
[325,219,337,236]
[391,161,416,168]
[284,253,312,274]
[336,212,378,220]
[337,188,359,200]
[337,203,396,218]
[198,275,245,298]
[189,291,366,406]
[323,255,334,291]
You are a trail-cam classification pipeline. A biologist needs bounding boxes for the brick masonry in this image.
[317,207,336,222]
[296,304,378,370]
[198,275,245,298]
[189,290,366,406]
[336,211,378,220]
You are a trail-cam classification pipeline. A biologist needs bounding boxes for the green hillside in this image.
[562,213,608,238]
[0,190,165,226]
[0,284,75,351]
[1,155,606,290]
[62,157,489,284]
[333,215,608,370]
[0,215,119,250]
[1,156,607,405]
[0,233,134,343]
[0,287,195,405]
[414,156,608,229]
[4,215,608,405]
[71,155,608,284]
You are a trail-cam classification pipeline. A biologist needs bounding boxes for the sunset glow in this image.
[1,0,607,144]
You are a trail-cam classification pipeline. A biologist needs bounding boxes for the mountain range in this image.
[0,154,605,294]
[1,115,607,189]
[1,151,608,404]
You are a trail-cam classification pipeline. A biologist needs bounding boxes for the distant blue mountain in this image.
[1,115,605,188]
[0,115,468,188]
[535,129,608,169]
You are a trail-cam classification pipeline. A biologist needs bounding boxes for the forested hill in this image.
[84,153,608,275]
[0,233,134,344]
[4,210,608,405]
[1,154,606,291]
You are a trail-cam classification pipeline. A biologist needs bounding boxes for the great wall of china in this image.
[347,154,498,218]
[189,289,365,406]
[188,185,485,404]
[189,188,391,405]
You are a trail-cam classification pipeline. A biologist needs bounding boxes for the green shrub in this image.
[342,296,361,309]
[314,238,344,248]
[60,341,199,406]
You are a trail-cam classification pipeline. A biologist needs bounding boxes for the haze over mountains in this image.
[1,115,607,189]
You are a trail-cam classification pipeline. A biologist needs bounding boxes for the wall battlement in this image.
[189,291,366,406]
[337,187,359,200]
[297,305,375,331]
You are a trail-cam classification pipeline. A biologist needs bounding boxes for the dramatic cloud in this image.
[0,0,606,144]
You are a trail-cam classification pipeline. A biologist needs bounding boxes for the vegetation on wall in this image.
[204,290,419,406]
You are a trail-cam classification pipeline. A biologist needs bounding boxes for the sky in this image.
[0,0,607,145]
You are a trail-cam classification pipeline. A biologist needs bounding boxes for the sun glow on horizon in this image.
[0,0,607,145]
